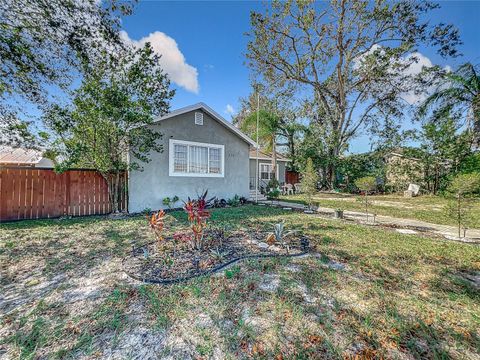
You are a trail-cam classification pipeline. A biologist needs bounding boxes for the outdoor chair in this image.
[284,183,294,195]
[294,183,302,193]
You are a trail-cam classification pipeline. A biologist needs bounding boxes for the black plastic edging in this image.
[122,249,309,285]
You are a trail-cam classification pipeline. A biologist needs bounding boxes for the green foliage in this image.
[267,178,279,191]
[234,84,305,171]
[338,152,385,192]
[355,176,377,221]
[247,0,460,188]
[162,196,180,209]
[224,266,241,279]
[418,63,480,147]
[9,317,47,359]
[445,173,480,237]
[0,0,133,146]
[459,153,480,174]
[267,188,280,200]
[448,173,480,196]
[300,158,319,209]
[354,176,377,193]
[272,221,297,253]
[239,109,282,179]
[44,43,174,211]
[227,195,241,207]
[419,116,473,194]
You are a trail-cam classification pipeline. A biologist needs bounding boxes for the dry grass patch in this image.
[0,205,479,359]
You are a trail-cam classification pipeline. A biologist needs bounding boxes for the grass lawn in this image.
[280,193,480,228]
[1,205,479,359]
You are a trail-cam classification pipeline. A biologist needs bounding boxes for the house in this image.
[128,103,293,213]
[0,146,55,168]
[249,148,290,192]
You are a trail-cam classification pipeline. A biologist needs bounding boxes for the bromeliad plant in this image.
[184,190,213,250]
[147,210,166,247]
[147,209,178,251]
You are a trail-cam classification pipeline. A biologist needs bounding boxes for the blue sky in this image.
[122,1,480,153]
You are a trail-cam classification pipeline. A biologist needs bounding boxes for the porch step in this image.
[249,190,267,201]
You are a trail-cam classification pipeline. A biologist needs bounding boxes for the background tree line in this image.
[239,0,478,194]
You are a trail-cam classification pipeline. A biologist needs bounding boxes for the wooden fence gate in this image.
[0,167,127,222]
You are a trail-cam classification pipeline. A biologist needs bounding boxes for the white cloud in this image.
[356,45,451,105]
[225,104,235,116]
[401,52,450,105]
[120,31,199,94]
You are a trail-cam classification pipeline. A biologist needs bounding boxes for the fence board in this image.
[0,167,126,222]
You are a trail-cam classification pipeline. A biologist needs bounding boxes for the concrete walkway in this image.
[260,200,480,243]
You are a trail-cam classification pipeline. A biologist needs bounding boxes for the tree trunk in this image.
[288,133,295,171]
[272,140,278,182]
[326,146,339,189]
[104,172,122,213]
[457,194,461,238]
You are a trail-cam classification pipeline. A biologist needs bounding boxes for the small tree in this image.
[355,176,377,222]
[445,173,480,238]
[44,43,174,212]
[301,158,319,210]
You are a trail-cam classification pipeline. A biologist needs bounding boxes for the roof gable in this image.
[153,103,257,147]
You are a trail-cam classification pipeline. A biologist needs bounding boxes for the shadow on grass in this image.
[430,269,480,302]
[339,301,478,359]
[0,214,147,232]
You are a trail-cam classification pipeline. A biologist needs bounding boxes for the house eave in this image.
[249,156,291,162]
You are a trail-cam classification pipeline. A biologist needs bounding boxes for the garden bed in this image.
[123,230,309,284]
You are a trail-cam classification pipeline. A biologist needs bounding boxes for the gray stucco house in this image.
[128,103,290,213]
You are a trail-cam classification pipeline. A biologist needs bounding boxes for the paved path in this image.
[260,200,480,243]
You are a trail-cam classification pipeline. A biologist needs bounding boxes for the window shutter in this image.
[195,112,204,125]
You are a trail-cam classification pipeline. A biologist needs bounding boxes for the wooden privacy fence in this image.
[0,167,127,222]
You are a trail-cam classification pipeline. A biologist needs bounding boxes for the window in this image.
[259,163,278,181]
[173,144,187,173]
[260,164,272,180]
[169,139,224,177]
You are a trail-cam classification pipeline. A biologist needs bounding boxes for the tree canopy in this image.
[246,0,460,187]
[0,0,134,146]
[44,43,174,211]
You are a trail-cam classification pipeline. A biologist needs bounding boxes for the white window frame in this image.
[169,139,225,177]
[259,163,279,181]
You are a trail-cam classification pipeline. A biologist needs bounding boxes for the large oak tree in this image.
[246,0,460,188]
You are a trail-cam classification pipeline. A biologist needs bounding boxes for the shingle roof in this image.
[0,146,44,165]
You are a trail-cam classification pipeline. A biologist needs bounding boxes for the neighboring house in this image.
[128,103,258,213]
[0,146,55,168]
[384,151,424,192]
[248,149,290,191]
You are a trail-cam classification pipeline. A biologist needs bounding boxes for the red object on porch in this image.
[285,170,300,184]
